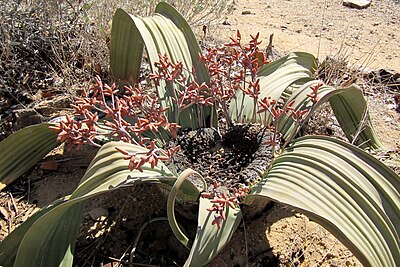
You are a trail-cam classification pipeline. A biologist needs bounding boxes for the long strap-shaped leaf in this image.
[165,168,241,266]
[230,52,316,122]
[257,52,317,100]
[0,197,67,267]
[277,82,384,149]
[110,3,213,129]
[109,8,144,82]
[230,52,383,149]
[250,136,400,267]
[329,88,383,149]
[167,168,206,247]
[0,123,59,190]
[184,198,242,267]
[0,142,199,267]
[15,202,85,267]
[277,79,320,138]
[155,3,209,82]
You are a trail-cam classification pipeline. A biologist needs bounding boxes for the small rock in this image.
[241,10,252,15]
[222,20,231,25]
[343,0,371,9]
[10,108,45,131]
[281,25,288,30]
[88,207,108,221]
[34,95,70,117]
[294,213,303,218]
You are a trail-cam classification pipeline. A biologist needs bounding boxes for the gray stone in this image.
[10,108,45,131]
[88,207,108,221]
[343,0,371,9]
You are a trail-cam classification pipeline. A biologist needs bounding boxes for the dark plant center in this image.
[171,124,274,192]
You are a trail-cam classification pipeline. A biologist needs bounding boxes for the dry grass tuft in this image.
[0,0,233,140]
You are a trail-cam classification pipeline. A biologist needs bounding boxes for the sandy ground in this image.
[205,0,399,71]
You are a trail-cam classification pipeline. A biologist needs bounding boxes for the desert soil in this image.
[207,0,400,71]
[1,0,399,266]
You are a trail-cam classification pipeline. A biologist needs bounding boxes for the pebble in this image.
[343,0,371,9]
[88,207,108,221]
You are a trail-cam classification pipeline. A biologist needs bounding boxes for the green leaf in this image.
[230,52,316,123]
[257,52,317,100]
[0,142,179,267]
[110,9,144,83]
[278,81,383,149]
[250,136,400,267]
[0,197,67,266]
[277,78,320,139]
[109,3,214,129]
[167,169,205,247]
[155,2,209,84]
[0,123,59,190]
[229,51,382,149]
[184,198,242,267]
[329,88,384,149]
[15,202,84,267]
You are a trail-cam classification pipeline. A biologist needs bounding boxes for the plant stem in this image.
[252,97,257,123]
[271,122,278,159]
[222,102,233,127]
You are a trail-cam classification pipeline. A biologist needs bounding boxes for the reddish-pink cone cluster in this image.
[50,75,180,170]
[201,180,249,230]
